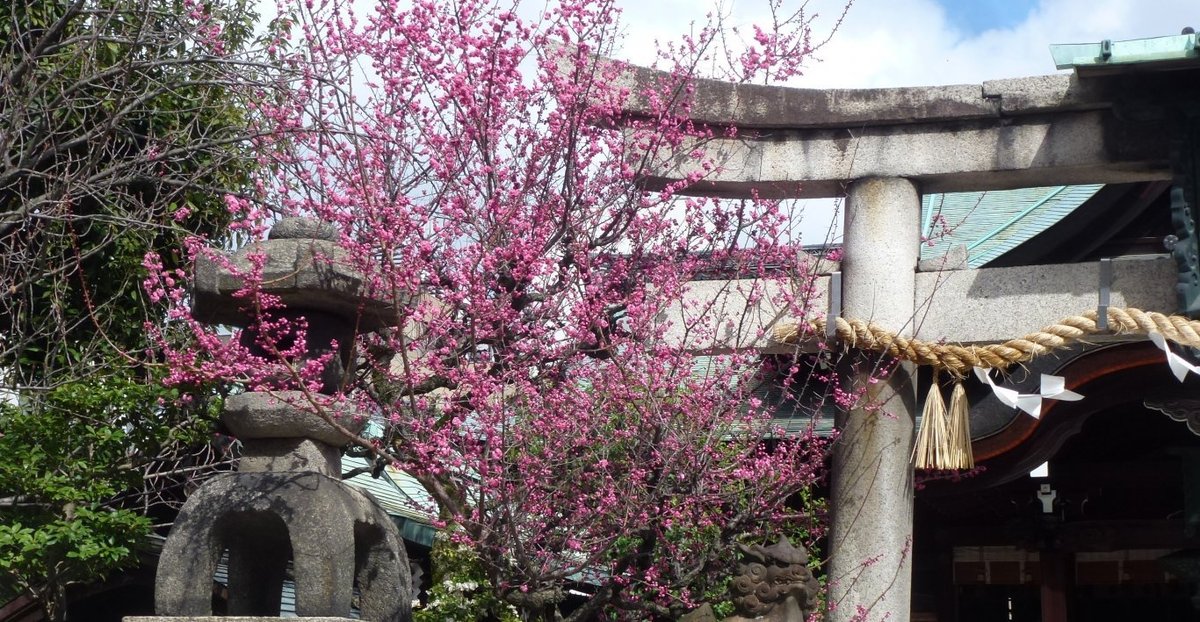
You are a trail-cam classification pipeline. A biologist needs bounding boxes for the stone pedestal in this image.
[147,219,412,621]
[155,403,410,620]
[827,178,919,622]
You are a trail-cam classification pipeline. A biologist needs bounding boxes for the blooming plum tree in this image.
[147,0,848,619]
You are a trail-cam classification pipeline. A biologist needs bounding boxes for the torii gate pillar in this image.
[829,177,919,622]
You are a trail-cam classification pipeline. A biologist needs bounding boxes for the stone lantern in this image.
[129,218,412,621]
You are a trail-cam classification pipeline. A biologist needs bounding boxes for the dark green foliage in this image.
[0,1,263,617]
[0,381,155,618]
[0,0,257,380]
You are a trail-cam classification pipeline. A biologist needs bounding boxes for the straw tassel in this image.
[946,380,974,469]
[913,376,950,469]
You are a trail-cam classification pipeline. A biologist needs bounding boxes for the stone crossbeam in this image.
[613,63,1177,198]
[618,67,1113,129]
[668,255,1176,352]
[665,275,831,352]
[643,111,1170,199]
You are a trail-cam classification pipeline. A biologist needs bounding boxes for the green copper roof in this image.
[1051,33,1200,69]
[343,456,435,531]
[342,426,436,548]
[920,185,1103,268]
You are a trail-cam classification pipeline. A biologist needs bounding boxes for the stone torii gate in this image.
[621,32,1200,622]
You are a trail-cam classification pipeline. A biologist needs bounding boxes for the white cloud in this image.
[616,0,1197,86]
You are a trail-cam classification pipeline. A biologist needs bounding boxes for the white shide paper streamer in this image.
[973,368,1083,419]
[1148,332,1200,382]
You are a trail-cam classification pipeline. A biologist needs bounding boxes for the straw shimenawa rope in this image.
[772,307,1200,376]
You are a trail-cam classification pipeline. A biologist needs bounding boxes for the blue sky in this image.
[939,0,1040,36]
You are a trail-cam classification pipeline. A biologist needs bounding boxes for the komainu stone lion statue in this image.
[724,536,821,622]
